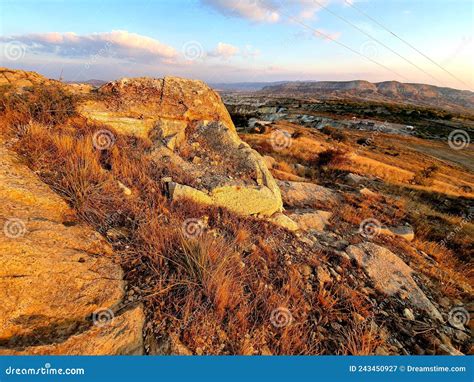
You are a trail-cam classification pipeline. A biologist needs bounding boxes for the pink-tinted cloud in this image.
[202,0,280,23]
[202,0,350,23]
[208,42,240,59]
[1,30,177,60]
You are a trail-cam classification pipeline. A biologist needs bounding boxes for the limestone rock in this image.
[271,169,307,182]
[287,210,332,231]
[0,67,58,89]
[118,180,132,196]
[1,306,145,355]
[403,308,415,321]
[379,225,415,241]
[267,213,299,231]
[277,180,337,208]
[345,173,366,184]
[294,163,311,178]
[263,155,276,169]
[0,140,144,354]
[346,243,442,321]
[316,266,332,286]
[80,76,234,139]
[359,187,377,197]
[79,77,283,217]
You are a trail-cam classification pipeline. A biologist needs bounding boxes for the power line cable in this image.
[267,2,411,81]
[312,0,447,86]
[344,0,470,88]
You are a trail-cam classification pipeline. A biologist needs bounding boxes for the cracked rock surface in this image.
[0,139,144,354]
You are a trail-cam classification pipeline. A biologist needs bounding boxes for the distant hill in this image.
[258,80,474,115]
[210,82,288,92]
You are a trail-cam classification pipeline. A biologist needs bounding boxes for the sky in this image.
[1,0,473,90]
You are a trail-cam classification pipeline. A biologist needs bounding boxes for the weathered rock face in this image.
[379,225,415,242]
[80,76,235,139]
[287,210,332,232]
[80,76,283,216]
[0,67,57,89]
[346,243,443,321]
[277,180,338,208]
[0,139,144,354]
[1,306,144,355]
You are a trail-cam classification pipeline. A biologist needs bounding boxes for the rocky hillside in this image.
[0,68,471,355]
[258,80,474,115]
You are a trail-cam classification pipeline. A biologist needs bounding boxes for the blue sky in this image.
[1,0,472,90]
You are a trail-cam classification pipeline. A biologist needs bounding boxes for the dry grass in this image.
[241,121,473,303]
[2,85,471,355]
[341,321,383,355]
[1,108,372,354]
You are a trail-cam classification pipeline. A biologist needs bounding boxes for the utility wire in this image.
[312,0,447,86]
[268,2,411,82]
[344,0,469,88]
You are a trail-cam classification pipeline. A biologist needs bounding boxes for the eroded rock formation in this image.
[0,139,144,355]
[80,77,283,217]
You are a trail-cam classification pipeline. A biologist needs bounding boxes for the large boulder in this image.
[0,307,144,355]
[0,67,57,89]
[277,180,338,208]
[79,77,282,216]
[0,140,144,354]
[346,243,442,321]
[287,210,332,232]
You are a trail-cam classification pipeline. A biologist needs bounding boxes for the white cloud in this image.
[206,42,261,61]
[0,30,177,61]
[202,0,349,23]
[208,42,240,59]
[202,0,280,23]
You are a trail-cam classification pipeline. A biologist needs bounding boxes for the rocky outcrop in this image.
[79,77,283,216]
[287,210,332,232]
[346,243,442,321]
[379,225,415,242]
[277,180,338,208]
[0,67,59,89]
[1,307,144,355]
[0,139,144,354]
[266,213,299,231]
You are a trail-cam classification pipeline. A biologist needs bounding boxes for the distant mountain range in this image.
[71,78,473,115]
[210,82,288,92]
[66,79,107,87]
[257,80,474,115]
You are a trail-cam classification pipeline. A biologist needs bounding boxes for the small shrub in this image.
[320,126,347,142]
[0,84,77,128]
[411,164,439,186]
[291,131,303,139]
[311,148,349,168]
